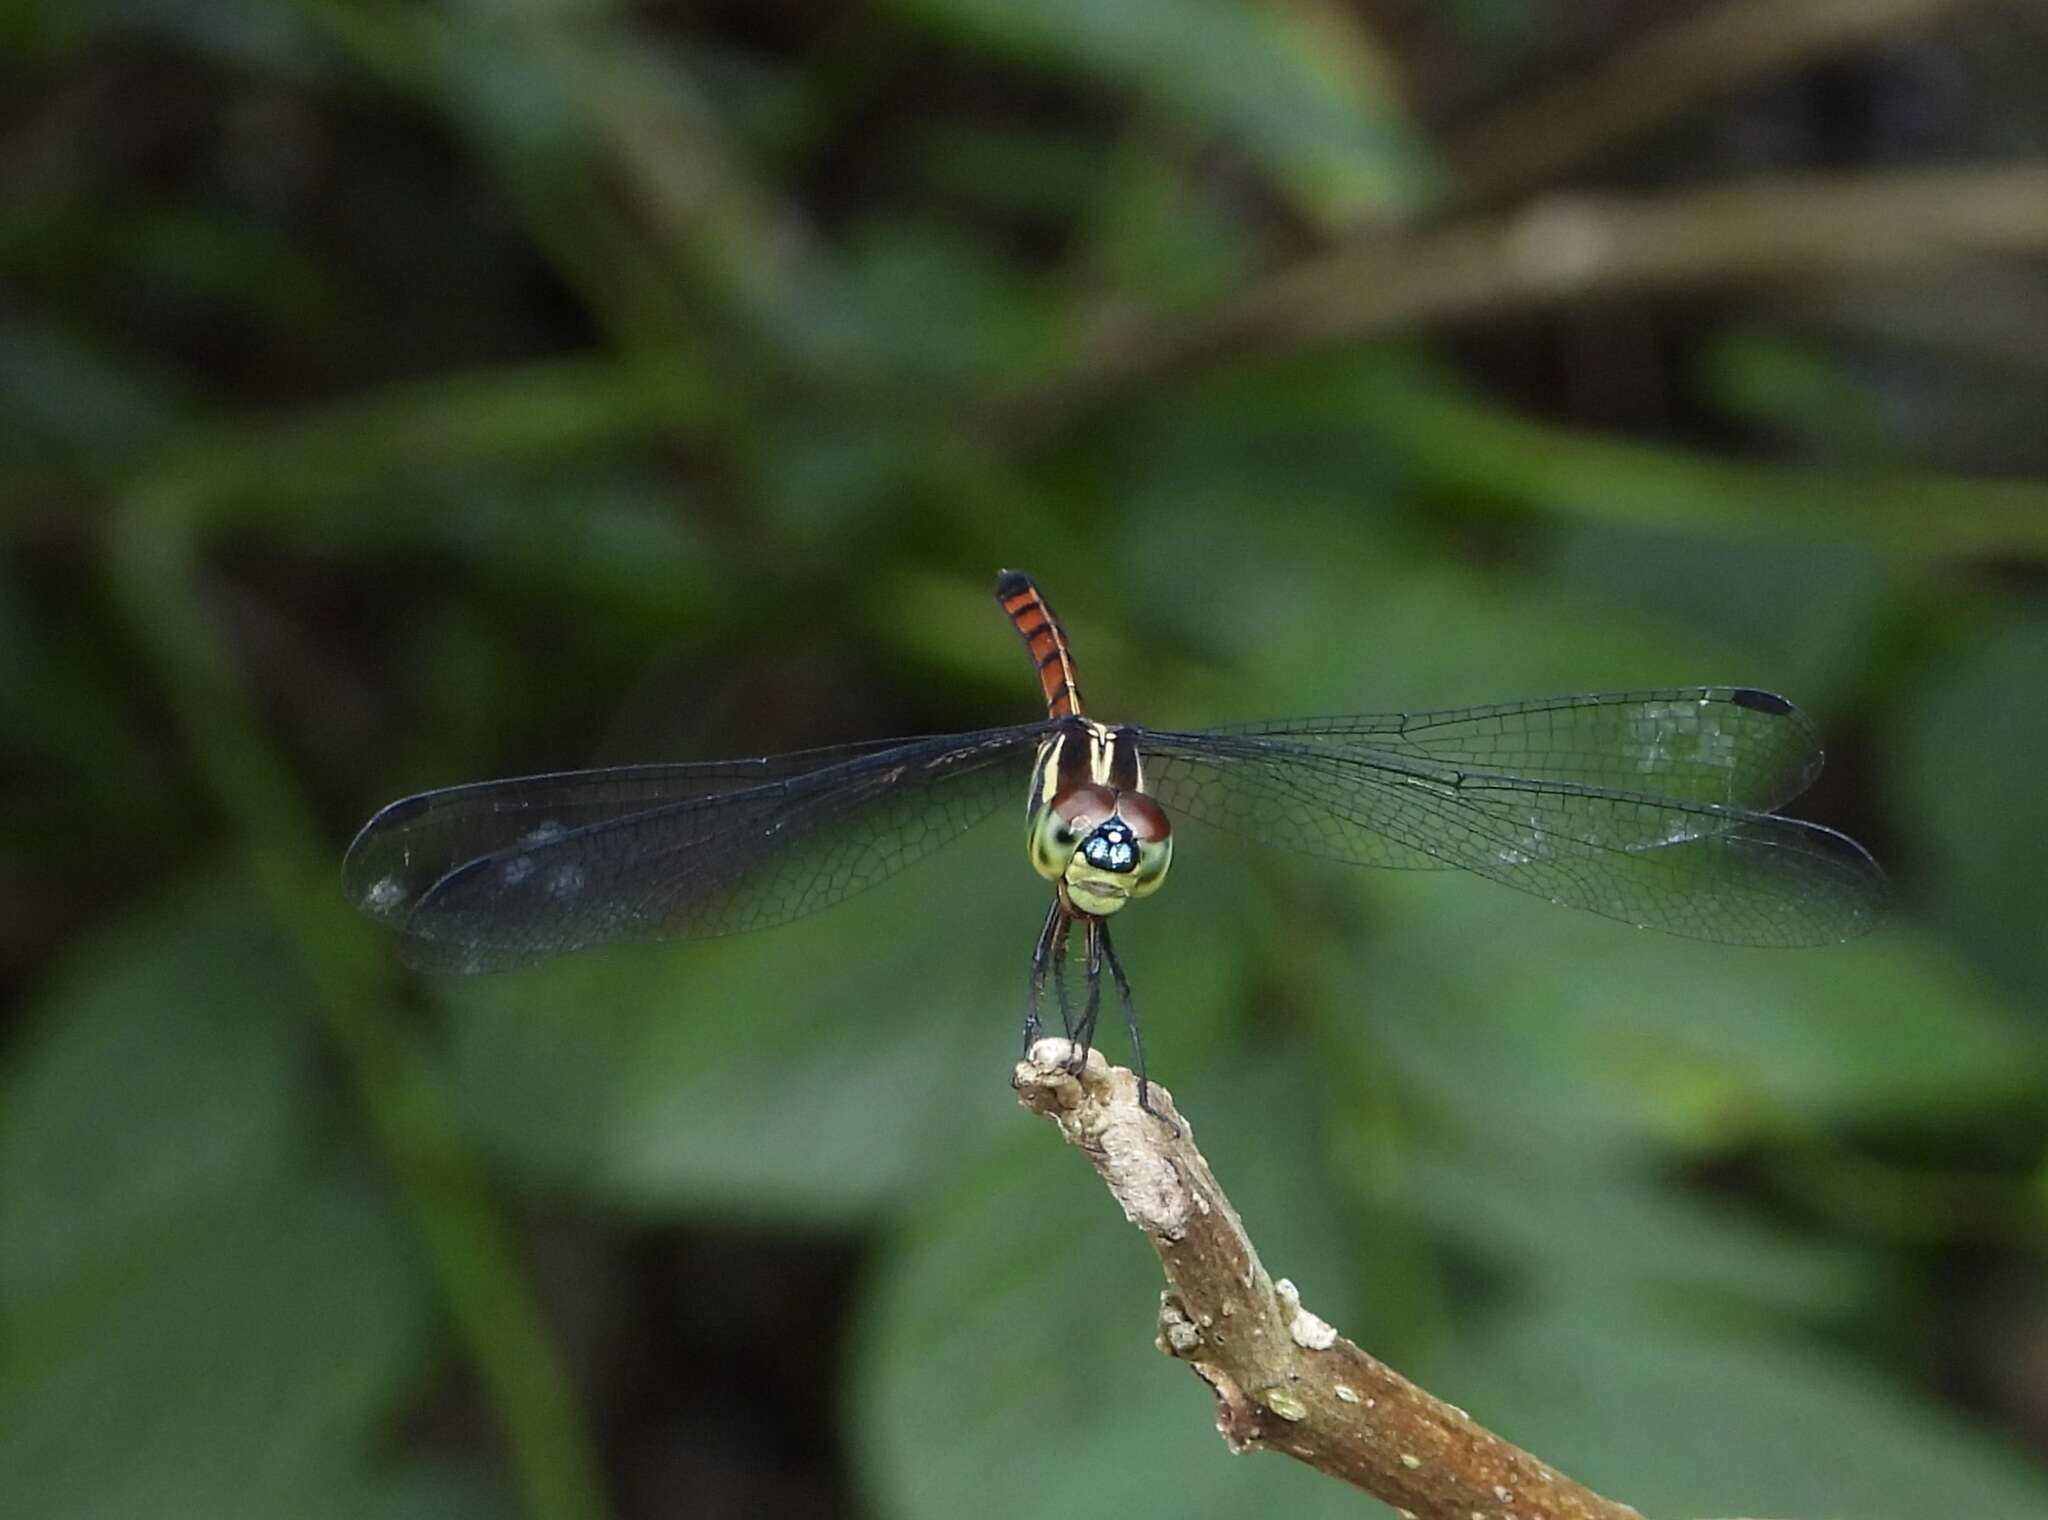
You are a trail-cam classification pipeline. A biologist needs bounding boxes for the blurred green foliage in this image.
[6,2,2048,1518]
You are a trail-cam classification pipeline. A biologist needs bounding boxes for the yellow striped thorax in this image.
[1026,719,1174,917]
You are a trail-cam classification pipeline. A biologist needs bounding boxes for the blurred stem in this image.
[558,34,822,334]
[502,166,709,358]
[1368,376,2048,556]
[1445,0,1996,203]
[106,476,611,1520]
[129,354,726,534]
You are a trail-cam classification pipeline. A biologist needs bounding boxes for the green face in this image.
[1028,783,1174,917]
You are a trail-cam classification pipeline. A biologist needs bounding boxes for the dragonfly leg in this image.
[1066,917,1103,1073]
[1023,898,1062,1054]
[1099,922,1176,1134]
[1051,913,1074,1039]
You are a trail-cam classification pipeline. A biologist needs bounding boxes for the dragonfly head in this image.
[1030,782,1173,916]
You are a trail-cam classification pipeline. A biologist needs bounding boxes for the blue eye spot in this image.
[1082,821,1138,873]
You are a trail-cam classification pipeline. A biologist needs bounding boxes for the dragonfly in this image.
[346,570,1885,1115]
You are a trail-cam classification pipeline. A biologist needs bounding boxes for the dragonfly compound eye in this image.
[1112,793,1173,902]
[1030,782,1117,883]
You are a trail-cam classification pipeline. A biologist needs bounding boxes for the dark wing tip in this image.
[1730,687,1796,716]
[994,569,1033,599]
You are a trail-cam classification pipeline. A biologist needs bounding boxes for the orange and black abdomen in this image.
[996,569,1084,719]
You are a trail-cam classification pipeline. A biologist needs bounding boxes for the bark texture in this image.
[1013,1039,1644,1520]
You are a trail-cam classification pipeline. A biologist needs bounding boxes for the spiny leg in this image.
[1098,922,1175,1133]
[1023,898,1063,1054]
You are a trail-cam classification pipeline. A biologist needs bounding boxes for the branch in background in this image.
[1012,1040,1643,1520]
[1446,0,1993,202]
[1225,168,2048,351]
[1019,165,2048,438]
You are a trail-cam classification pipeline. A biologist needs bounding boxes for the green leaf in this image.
[1098,353,1831,718]
[320,1460,517,1520]
[1698,329,1903,460]
[0,881,434,1519]
[1074,129,1263,311]
[1892,615,2048,1000]
[1541,524,1889,700]
[1400,1144,1881,1319]
[890,0,1428,220]
[1448,1298,2048,1519]
[442,830,1047,1222]
[0,1164,434,1520]
[1353,875,2041,1151]
[772,223,1073,383]
[0,882,320,1306]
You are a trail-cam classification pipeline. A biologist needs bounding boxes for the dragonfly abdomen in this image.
[997,569,1085,720]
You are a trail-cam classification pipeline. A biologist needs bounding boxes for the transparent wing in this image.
[1137,696,1885,946]
[343,726,1047,973]
[344,736,925,900]
[1202,688,1825,808]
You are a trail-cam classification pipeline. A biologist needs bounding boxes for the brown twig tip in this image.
[1013,1039,1197,1239]
[1012,1040,1646,1520]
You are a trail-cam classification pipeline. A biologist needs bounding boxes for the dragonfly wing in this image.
[344,735,924,920]
[344,726,1047,973]
[1201,688,1826,811]
[1135,727,1885,946]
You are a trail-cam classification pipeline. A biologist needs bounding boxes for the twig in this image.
[1013,1039,1642,1520]
[1001,164,2048,443]
[1225,167,2048,348]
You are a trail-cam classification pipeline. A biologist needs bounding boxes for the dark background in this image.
[6,2,2048,1517]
